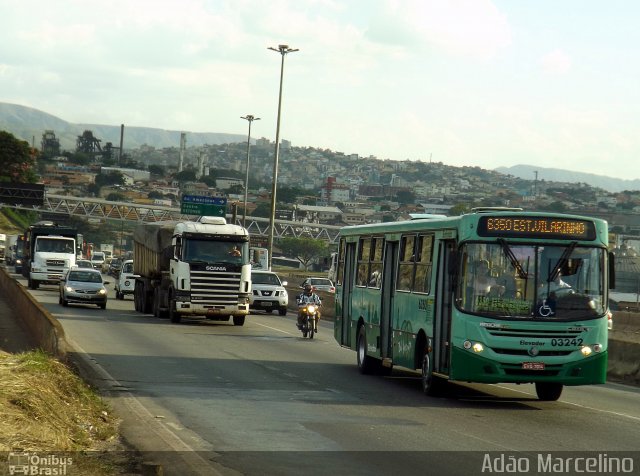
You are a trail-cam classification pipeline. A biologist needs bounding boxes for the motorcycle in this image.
[297,303,319,339]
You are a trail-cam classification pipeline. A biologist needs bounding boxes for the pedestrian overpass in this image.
[7,193,342,244]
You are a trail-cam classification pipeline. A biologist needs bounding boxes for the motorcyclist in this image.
[297,284,322,332]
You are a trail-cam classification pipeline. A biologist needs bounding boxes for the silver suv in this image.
[250,270,288,315]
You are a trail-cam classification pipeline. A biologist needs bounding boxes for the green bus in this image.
[333,208,614,401]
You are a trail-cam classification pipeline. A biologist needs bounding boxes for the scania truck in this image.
[22,221,78,289]
[133,216,251,325]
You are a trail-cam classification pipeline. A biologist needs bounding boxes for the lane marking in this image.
[492,384,640,422]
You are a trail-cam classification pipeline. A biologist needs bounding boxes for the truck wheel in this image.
[29,278,39,290]
[169,300,181,323]
[233,315,245,326]
[152,289,160,317]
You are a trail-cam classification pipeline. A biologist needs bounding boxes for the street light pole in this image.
[267,44,298,270]
[240,115,260,228]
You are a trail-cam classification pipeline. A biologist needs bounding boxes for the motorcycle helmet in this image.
[304,283,313,295]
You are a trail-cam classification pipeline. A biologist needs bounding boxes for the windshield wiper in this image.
[497,239,528,279]
[547,241,577,282]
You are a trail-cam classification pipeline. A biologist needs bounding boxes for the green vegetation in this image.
[0,350,138,474]
[0,131,38,183]
[277,237,329,270]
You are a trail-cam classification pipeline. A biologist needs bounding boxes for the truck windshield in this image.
[183,239,248,265]
[35,238,75,254]
[456,242,606,320]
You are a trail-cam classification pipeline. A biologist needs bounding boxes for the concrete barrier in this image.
[0,267,68,358]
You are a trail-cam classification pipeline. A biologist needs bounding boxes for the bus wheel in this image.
[535,382,563,401]
[421,350,438,396]
[357,325,375,374]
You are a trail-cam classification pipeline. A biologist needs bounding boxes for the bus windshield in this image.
[183,239,248,265]
[457,242,606,320]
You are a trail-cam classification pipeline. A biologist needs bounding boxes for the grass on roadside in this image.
[0,349,138,475]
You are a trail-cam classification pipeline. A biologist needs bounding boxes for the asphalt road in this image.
[9,271,640,476]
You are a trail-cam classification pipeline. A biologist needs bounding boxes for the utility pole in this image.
[241,115,260,228]
[266,44,299,270]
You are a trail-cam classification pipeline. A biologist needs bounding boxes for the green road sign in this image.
[180,195,227,217]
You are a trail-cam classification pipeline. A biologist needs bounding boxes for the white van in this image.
[115,260,137,299]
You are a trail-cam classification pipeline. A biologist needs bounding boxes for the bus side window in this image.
[413,234,433,294]
[397,235,415,292]
[368,237,384,288]
[356,237,371,287]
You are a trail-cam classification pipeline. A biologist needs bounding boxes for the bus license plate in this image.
[522,362,545,370]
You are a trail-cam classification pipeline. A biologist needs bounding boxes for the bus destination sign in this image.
[477,216,596,240]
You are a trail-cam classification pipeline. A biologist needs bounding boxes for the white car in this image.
[115,260,137,300]
[90,251,106,270]
[250,270,288,315]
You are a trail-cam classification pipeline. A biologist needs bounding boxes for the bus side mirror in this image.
[608,251,616,290]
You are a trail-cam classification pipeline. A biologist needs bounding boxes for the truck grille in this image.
[190,270,242,305]
[46,259,65,267]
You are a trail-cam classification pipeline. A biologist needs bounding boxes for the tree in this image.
[174,169,197,182]
[147,190,164,199]
[106,192,126,201]
[252,203,272,218]
[95,171,126,188]
[148,164,166,177]
[200,175,216,187]
[0,131,37,183]
[543,201,568,213]
[448,203,470,216]
[396,190,416,205]
[277,237,329,270]
[228,184,244,194]
[278,186,306,204]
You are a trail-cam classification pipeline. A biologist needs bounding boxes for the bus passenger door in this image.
[339,242,357,347]
[434,240,455,374]
[380,241,398,361]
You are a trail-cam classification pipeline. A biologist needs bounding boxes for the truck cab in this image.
[22,222,78,289]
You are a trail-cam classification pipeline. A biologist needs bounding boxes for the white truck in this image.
[21,221,78,289]
[133,216,251,325]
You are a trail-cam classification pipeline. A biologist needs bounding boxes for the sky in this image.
[1,0,639,180]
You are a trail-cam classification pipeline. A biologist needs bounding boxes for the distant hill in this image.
[0,102,246,150]
[495,164,640,193]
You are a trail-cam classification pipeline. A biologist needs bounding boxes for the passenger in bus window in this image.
[474,261,504,296]
[495,270,517,298]
[369,269,381,288]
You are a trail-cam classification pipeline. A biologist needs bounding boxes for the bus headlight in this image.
[464,340,484,353]
[472,343,484,353]
[581,346,593,357]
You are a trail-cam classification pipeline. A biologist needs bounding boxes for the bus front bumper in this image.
[449,346,608,385]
